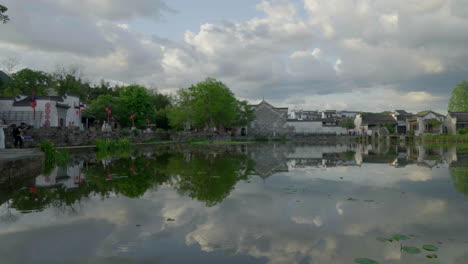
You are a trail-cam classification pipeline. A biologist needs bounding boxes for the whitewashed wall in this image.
[286,121,347,135]
[0,95,82,127]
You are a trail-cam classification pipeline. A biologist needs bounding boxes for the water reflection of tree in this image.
[2,151,255,214]
[84,153,173,198]
[449,166,468,196]
[167,152,255,206]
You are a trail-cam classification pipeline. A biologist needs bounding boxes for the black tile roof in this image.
[416,110,444,118]
[361,113,397,125]
[12,95,64,106]
[449,112,468,123]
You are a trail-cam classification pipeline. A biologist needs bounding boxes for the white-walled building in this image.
[444,112,468,134]
[0,94,83,128]
[406,111,445,136]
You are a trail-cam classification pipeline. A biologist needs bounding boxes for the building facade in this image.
[406,111,444,136]
[444,112,468,134]
[0,94,83,128]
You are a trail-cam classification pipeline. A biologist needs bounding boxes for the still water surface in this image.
[1,143,467,264]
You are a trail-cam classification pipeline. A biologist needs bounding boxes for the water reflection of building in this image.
[243,143,463,178]
[35,162,85,189]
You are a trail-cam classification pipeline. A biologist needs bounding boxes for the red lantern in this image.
[76,110,79,115]
[29,187,37,194]
[30,101,37,108]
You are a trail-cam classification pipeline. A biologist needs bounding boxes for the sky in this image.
[1,0,467,113]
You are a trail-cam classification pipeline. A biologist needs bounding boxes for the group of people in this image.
[0,120,29,149]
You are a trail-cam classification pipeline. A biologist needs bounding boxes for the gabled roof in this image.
[360,113,397,125]
[253,100,288,116]
[416,110,444,118]
[395,110,411,115]
[448,112,468,123]
[12,95,64,106]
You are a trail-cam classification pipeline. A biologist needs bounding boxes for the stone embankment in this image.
[2,127,171,148]
[0,149,44,182]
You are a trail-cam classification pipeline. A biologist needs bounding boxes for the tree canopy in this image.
[0,4,9,24]
[448,81,468,112]
[117,85,155,127]
[5,68,52,96]
[168,78,254,131]
[84,94,119,122]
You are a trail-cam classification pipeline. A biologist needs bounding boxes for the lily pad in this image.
[392,234,410,241]
[423,245,438,251]
[402,246,421,254]
[347,197,359,201]
[426,254,438,259]
[354,258,379,264]
[166,218,175,222]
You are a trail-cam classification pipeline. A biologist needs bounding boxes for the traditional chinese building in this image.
[0,94,84,128]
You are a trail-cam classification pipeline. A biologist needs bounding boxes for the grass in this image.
[423,134,468,143]
[143,140,173,144]
[95,139,132,152]
[95,139,132,160]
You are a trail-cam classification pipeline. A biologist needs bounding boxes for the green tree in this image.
[51,68,92,100]
[340,118,355,129]
[150,91,172,130]
[448,81,468,112]
[87,79,120,101]
[117,85,155,127]
[233,100,255,127]
[168,88,196,130]
[8,68,52,95]
[0,4,9,24]
[168,78,253,131]
[85,94,119,122]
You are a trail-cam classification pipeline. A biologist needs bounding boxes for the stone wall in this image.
[286,120,348,135]
[248,103,291,137]
[170,132,231,142]
[2,127,171,148]
[0,150,44,182]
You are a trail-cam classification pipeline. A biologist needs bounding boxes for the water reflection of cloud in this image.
[1,156,468,263]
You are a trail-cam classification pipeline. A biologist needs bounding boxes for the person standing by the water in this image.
[13,123,26,148]
[0,119,5,149]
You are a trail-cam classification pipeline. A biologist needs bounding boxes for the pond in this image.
[0,142,467,264]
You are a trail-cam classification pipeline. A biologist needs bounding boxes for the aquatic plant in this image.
[40,140,69,173]
[95,138,131,152]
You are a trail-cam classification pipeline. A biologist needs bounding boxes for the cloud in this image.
[0,0,467,111]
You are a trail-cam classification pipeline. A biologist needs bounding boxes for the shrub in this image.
[459,128,467,135]
[133,129,140,136]
[121,129,131,136]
